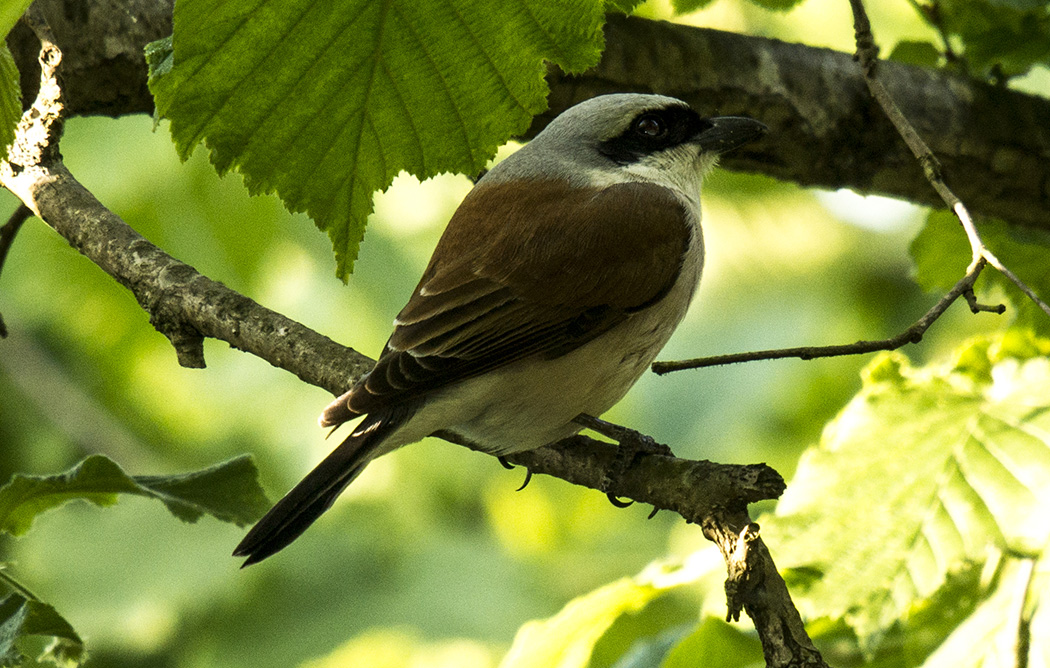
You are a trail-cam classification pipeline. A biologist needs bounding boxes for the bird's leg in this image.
[572,414,673,511]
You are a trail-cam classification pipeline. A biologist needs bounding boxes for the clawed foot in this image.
[573,414,672,517]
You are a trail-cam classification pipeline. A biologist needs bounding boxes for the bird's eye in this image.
[633,115,665,138]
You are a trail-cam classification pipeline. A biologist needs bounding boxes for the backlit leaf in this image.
[765,334,1050,648]
[149,0,606,279]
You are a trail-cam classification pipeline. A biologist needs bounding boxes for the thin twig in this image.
[654,258,997,374]
[0,204,32,337]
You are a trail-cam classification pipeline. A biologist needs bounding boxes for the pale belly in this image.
[384,245,703,456]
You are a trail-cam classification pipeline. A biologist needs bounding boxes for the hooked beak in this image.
[695,116,768,155]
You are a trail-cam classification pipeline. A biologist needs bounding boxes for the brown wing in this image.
[321,179,691,426]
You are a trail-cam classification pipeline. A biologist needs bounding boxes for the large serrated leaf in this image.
[764,334,1050,649]
[149,0,606,279]
[0,454,270,537]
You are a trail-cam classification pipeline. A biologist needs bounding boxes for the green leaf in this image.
[499,561,693,668]
[764,334,1050,649]
[606,625,690,668]
[671,0,719,14]
[500,578,658,668]
[605,0,646,12]
[911,211,1050,335]
[0,593,85,668]
[0,454,270,537]
[919,556,1037,668]
[0,1,30,155]
[150,0,607,279]
[662,617,764,668]
[910,210,970,293]
[0,44,21,155]
[144,35,173,84]
[0,0,32,43]
[888,40,942,68]
[743,0,805,10]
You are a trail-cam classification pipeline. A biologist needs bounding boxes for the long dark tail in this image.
[233,412,399,566]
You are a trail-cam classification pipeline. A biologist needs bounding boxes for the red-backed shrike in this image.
[235,93,766,565]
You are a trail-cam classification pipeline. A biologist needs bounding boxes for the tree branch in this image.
[704,511,830,668]
[654,1,1049,377]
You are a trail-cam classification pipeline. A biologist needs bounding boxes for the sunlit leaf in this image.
[302,627,498,668]
[765,334,1050,648]
[149,0,606,279]
[919,556,1037,668]
[499,563,694,668]
[805,563,998,667]
[0,454,270,536]
[0,593,84,668]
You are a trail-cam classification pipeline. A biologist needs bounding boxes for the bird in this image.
[234,93,767,566]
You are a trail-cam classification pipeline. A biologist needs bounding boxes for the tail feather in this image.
[234,413,397,566]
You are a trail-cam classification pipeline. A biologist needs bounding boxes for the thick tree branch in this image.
[536,14,1050,231]
[8,2,1050,230]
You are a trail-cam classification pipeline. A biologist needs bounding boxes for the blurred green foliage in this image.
[933,0,1050,79]
[1,0,1049,666]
